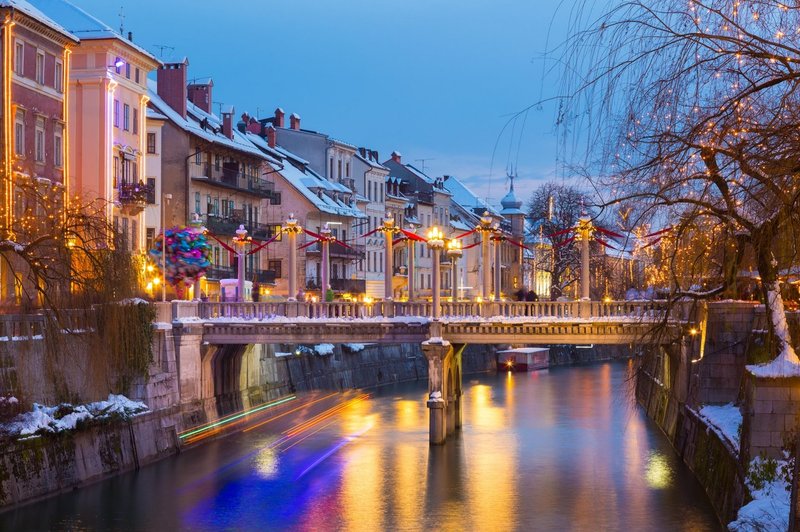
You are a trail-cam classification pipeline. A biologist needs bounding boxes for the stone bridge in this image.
[157,299,693,444]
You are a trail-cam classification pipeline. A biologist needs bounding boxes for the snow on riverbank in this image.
[697,403,742,452]
[2,394,149,437]
[729,457,790,532]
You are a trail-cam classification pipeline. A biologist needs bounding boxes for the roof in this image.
[146,108,168,121]
[28,0,158,62]
[443,175,502,217]
[148,79,271,161]
[1,0,78,41]
[354,150,388,171]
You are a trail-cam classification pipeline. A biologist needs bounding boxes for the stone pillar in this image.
[422,338,453,445]
[408,231,416,301]
[234,224,249,302]
[285,214,301,301]
[320,224,332,301]
[426,227,444,320]
[383,216,395,301]
[479,212,493,300]
[577,216,592,301]
[447,240,462,302]
[493,234,503,301]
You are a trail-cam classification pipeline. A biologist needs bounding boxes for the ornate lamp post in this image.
[161,193,172,302]
[381,215,397,301]
[446,238,462,301]
[320,224,334,301]
[477,211,494,300]
[575,216,594,301]
[233,224,251,302]
[407,224,418,301]
[283,214,302,301]
[491,227,504,301]
[426,226,445,319]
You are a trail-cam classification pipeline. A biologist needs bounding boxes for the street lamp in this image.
[233,224,251,302]
[161,193,172,302]
[284,213,302,301]
[426,226,445,319]
[477,211,494,300]
[446,238,463,301]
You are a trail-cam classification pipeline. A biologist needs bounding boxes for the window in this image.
[54,125,63,167]
[14,111,24,156]
[132,108,138,134]
[270,192,281,205]
[121,217,129,250]
[146,133,156,153]
[131,219,138,250]
[345,162,350,178]
[268,260,282,279]
[135,68,140,83]
[14,41,23,75]
[54,60,63,92]
[337,160,342,179]
[114,100,120,128]
[195,151,201,165]
[206,194,211,213]
[123,104,130,131]
[125,63,131,79]
[34,117,44,163]
[146,178,156,203]
[268,224,282,241]
[329,158,334,178]
[35,50,45,84]
[146,228,155,252]
[194,192,200,215]
[214,155,220,170]
[213,198,219,215]
[113,156,120,186]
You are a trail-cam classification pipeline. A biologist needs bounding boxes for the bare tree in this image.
[560,0,800,369]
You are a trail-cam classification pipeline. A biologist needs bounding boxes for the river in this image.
[1,361,720,531]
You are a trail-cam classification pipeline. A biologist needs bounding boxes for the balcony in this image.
[117,181,154,215]
[191,163,275,199]
[330,278,366,293]
[304,241,366,260]
[205,266,276,284]
[204,214,276,240]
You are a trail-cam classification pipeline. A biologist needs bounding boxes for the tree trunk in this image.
[755,243,799,367]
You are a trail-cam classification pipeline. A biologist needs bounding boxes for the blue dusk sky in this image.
[70,0,572,208]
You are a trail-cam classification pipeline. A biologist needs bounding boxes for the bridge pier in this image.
[422,336,464,445]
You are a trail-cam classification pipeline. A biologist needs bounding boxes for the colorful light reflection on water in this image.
[1,362,720,531]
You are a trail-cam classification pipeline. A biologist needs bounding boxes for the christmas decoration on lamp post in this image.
[283,214,302,301]
[426,226,445,319]
[446,238,463,301]
[232,225,251,302]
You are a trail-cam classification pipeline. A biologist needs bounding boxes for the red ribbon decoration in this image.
[304,228,323,240]
[595,238,617,250]
[595,227,624,240]
[643,226,673,239]
[547,226,577,239]
[398,228,428,242]
[207,232,237,254]
[392,237,407,246]
[247,232,282,255]
[298,239,320,250]
[453,228,477,240]
[506,239,530,251]
[553,236,576,248]
[332,239,352,250]
[461,241,481,250]
[641,236,662,249]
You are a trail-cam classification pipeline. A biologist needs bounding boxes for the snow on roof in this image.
[28,0,157,62]
[443,175,502,217]
[2,0,78,41]
[188,77,212,86]
[354,150,388,171]
[450,219,470,232]
[148,79,267,160]
[146,108,168,121]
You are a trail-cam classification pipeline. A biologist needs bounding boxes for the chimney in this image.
[358,147,367,158]
[221,105,235,139]
[246,117,261,134]
[274,108,285,128]
[265,124,277,148]
[127,31,133,41]
[187,78,214,114]
[157,58,189,118]
[290,113,301,130]
[391,151,402,163]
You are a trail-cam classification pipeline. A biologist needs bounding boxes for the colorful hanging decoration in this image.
[149,226,212,292]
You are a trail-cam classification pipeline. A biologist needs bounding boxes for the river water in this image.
[2,361,721,531]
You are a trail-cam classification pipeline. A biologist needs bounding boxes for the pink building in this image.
[0,1,77,301]
[30,0,160,253]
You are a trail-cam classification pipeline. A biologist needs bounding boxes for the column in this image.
[426,227,444,320]
[578,216,592,301]
[447,239,462,301]
[383,215,395,301]
[493,234,503,302]
[285,214,301,301]
[479,212,493,300]
[422,338,453,445]
[234,225,248,302]
[408,227,417,301]
[320,224,332,301]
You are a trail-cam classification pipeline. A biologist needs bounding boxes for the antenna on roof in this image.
[213,101,225,116]
[414,158,435,173]
[152,44,175,59]
[118,6,125,35]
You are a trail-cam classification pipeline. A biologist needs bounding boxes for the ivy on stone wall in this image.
[96,302,155,393]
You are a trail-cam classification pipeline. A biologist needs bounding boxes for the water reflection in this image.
[1,362,721,531]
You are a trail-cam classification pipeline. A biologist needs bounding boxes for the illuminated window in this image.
[194,192,200,214]
[35,50,44,84]
[34,117,44,163]
[54,60,63,92]
[13,41,23,75]
[54,125,63,167]
[14,111,24,156]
